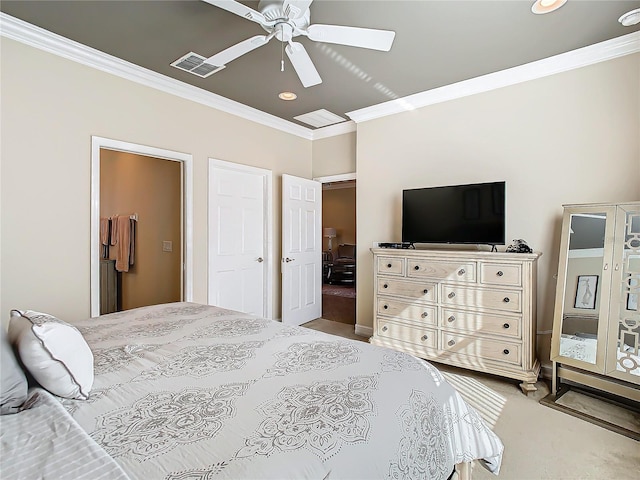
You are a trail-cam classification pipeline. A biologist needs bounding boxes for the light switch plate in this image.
[162,241,173,252]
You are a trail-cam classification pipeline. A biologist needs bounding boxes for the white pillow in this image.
[8,310,93,400]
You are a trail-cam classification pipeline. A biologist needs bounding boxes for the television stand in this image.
[370,247,541,394]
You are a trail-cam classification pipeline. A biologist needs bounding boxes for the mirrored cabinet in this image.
[545,202,639,437]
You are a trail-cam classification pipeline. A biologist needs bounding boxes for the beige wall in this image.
[312,132,356,177]
[322,186,356,252]
[101,151,182,310]
[355,54,640,365]
[0,38,312,322]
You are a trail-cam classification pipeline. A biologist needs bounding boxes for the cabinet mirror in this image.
[557,212,607,365]
[612,211,640,378]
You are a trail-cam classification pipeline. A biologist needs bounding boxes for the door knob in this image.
[257,257,264,263]
[284,257,294,263]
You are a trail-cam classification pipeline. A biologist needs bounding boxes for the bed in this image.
[1,302,503,479]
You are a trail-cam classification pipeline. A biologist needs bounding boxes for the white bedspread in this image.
[57,302,503,479]
[0,388,130,480]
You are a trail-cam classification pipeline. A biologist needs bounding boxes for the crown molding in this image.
[0,12,314,140]
[311,120,356,140]
[347,31,640,123]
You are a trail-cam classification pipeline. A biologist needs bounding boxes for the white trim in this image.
[0,13,313,140]
[90,136,194,317]
[355,324,373,338]
[313,173,357,183]
[346,31,640,123]
[311,121,357,140]
[3,13,638,137]
[207,159,274,319]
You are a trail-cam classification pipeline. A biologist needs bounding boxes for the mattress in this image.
[6,302,505,479]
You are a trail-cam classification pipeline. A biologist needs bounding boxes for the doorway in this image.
[90,136,193,317]
[315,173,356,326]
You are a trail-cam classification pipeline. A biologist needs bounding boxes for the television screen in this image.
[402,181,506,245]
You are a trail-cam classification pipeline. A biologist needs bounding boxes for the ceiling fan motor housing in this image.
[258,0,310,39]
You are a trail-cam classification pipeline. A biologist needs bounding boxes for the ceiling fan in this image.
[201,0,396,87]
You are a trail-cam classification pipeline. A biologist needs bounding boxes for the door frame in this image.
[90,136,194,317]
[208,158,274,319]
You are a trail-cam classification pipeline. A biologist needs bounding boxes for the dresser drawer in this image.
[377,320,438,349]
[377,278,436,302]
[407,260,476,283]
[441,333,522,365]
[480,262,522,287]
[377,256,405,276]
[441,308,521,339]
[377,298,437,325]
[441,285,521,312]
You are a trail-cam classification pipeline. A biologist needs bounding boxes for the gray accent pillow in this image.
[1,326,28,414]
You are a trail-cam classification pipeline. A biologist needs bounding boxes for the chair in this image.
[322,251,333,283]
[330,244,356,285]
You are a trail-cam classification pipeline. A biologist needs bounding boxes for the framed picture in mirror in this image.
[574,275,598,309]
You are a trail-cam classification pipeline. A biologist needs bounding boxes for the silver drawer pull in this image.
[503,349,510,355]
[383,304,389,310]
[382,325,388,332]
[383,283,388,289]
[448,339,456,346]
[503,323,510,329]
[448,315,456,322]
[421,312,428,318]
[448,292,456,299]
[387,263,392,268]
[458,268,465,275]
[496,270,504,276]
[503,297,510,303]
[414,265,420,270]
[421,335,428,341]
[423,289,429,294]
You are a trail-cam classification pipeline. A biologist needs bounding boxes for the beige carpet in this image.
[302,319,640,480]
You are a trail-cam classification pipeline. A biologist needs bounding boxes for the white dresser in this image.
[371,248,541,394]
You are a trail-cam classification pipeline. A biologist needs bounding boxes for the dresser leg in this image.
[519,381,537,395]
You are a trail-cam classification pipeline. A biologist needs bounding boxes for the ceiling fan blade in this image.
[283,0,313,19]
[285,42,322,88]
[306,24,396,51]
[204,35,271,66]
[202,0,266,25]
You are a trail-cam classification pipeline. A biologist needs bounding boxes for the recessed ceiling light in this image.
[531,0,567,15]
[619,8,640,27]
[278,91,297,101]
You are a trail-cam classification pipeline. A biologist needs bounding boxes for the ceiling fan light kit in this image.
[199,0,395,88]
[531,0,567,15]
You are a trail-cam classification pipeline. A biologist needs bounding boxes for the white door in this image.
[208,159,272,317]
[281,174,322,325]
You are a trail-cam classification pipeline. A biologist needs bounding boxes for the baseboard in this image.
[540,362,553,380]
[355,324,373,338]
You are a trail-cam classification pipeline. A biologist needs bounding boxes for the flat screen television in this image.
[402,181,506,246]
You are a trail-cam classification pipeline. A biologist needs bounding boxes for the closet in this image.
[545,202,639,436]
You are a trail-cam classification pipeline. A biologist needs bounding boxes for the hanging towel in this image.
[128,217,136,266]
[100,218,110,246]
[100,218,111,259]
[114,215,133,272]
[110,215,118,246]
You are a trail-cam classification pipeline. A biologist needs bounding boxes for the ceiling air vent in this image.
[170,52,225,78]
[294,109,346,128]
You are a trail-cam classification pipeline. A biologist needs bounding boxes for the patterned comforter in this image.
[62,302,503,479]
